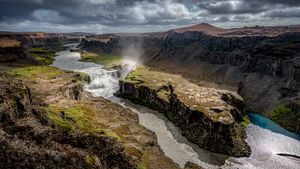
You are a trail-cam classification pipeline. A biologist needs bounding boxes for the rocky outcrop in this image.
[116,67,251,157]
[184,162,204,169]
[0,38,26,62]
[0,73,136,169]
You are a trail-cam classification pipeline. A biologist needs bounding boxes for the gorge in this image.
[0,23,300,169]
[52,43,300,169]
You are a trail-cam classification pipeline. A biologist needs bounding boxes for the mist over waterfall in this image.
[120,36,144,78]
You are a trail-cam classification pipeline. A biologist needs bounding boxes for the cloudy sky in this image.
[0,0,300,33]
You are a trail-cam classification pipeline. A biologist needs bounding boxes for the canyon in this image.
[0,23,299,169]
[80,23,300,134]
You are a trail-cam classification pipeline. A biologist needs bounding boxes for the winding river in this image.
[52,44,300,169]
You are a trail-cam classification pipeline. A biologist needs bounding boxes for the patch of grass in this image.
[242,115,251,126]
[137,164,146,169]
[32,53,55,65]
[28,47,56,65]
[85,155,98,169]
[9,66,64,80]
[124,67,169,90]
[141,151,150,169]
[157,89,170,102]
[28,47,51,53]
[46,105,120,140]
[72,72,91,82]
[267,104,299,131]
[268,104,292,117]
[80,52,123,69]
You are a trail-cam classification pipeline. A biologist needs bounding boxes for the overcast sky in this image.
[0,0,300,33]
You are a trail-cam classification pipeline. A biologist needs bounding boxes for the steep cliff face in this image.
[116,67,251,157]
[144,30,300,133]
[0,33,84,47]
[80,24,300,133]
[79,34,149,54]
[0,38,26,62]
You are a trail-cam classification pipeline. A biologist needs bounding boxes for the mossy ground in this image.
[80,52,123,69]
[46,104,120,140]
[28,47,57,65]
[8,66,65,79]
[242,115,251,126]
[123,66,236,124]
[267,104,299,131]
[85,155,99,169]
[268,104,292,117]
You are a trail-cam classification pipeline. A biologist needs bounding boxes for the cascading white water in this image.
[52,44,300,169]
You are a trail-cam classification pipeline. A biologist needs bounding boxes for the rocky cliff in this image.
[0,72,135,169]
[0,38,26,62]
[116,67,251,157]
[0,32,85,47]
[144,29,300,133]
[81,24,300,133]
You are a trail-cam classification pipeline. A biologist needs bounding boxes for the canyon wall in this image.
[0,32,85,47]
[80,26,300,133]
[0,38,26,62]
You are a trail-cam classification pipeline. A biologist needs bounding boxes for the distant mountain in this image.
[172,23,224,34]
[169,23,300,37]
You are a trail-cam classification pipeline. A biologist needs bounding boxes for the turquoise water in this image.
[248,112,300,141]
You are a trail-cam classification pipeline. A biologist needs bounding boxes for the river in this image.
[52,44,300,169]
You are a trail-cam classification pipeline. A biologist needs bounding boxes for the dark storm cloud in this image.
[0,0,299,33]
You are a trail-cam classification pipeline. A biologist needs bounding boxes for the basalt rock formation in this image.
[0,32,86,47]
[116,67,251,157]
[81,23,300,133]
[0,38,26,62]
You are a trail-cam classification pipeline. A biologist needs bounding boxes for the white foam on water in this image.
[52,45,300,169]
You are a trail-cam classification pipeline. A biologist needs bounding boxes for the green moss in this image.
[137,164,146,169]
[9,66,64,79]
[46,105,120,140]
[141,151,150,169]
[80,52,123,69]
[123,67,168,90]
[268,104,292,117]
[47,109,72,132]
[85,155,98,169]
[28,47,56,65]
[101,129,120,139]
[267,104,299,131]
[28,47,52,53]
[73,72,90,82]
[242,115,251,126]
[157,90,170,102]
